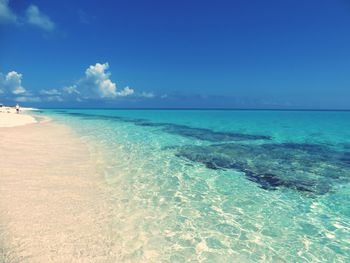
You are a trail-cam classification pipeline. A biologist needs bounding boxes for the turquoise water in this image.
[42,109,350,262]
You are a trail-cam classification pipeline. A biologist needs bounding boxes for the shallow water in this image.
[42,109,350,262]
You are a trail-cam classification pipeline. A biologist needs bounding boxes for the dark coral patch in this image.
[58,111,271,142]
[160,124,271,142]
[175,143,350,195]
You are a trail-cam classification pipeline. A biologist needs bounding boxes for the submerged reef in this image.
[55,110,350,195]
[135,122,271,141]
[57,111,271,142]
[174,143,350,195]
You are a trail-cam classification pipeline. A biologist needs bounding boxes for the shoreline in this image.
[0,116,121,261]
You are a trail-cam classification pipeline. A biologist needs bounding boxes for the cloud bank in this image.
[0,62,157,105]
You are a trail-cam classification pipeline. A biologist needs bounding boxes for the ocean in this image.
[40,109,350,262]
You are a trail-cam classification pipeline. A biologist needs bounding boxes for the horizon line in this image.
[38,107,350,112]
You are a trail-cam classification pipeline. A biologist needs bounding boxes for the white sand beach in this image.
[0,113,37,127]
[0,116,121,262]
[0,107,37,127]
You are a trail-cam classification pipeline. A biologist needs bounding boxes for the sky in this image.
[1,0,350,109]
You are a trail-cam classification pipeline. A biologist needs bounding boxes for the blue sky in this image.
[1,0,350,108]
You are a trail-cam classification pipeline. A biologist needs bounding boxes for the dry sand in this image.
[0,120,121,262]
[0,112,37,127]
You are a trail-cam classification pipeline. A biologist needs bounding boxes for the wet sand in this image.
[0,120,120,262]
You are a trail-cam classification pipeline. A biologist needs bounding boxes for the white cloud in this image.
[141,91,155,98]
[77,63,135,99]
[46,95,63,102]
[26,4,55,31]
[39,87,77,102]
[63,85,80,95]
[0,63,146,104]
[0,2,55,32]
[0,71,26,95]
[116,86,134,97]
[0,0,17,24]
[39,88,61,95]
[15,96,41,102]
[84,63,117,98]
[0,70,42,103]
[36,63,135,102]
[99,79,117,97]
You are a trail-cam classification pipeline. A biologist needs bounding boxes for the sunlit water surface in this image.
[41,109,350,262]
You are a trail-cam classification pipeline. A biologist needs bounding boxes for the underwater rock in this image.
[58,111,271,142]
[159,124,271,142]
[54,111,349,195]
[132,121,271,141]
[174,143,350,195]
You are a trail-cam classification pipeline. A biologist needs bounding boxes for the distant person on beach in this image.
[16,104,20,114]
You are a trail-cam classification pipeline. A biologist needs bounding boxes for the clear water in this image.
[40,109,350,262]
